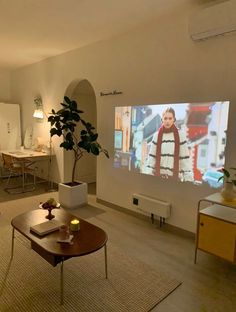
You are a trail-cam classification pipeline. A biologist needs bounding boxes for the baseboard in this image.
[96,197,195,239]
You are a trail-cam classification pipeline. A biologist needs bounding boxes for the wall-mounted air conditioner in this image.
[189,0,236,41]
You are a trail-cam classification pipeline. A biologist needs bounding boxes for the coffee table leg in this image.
[60,259,64,305]
[11,227,15,260]
[104,244,108,279]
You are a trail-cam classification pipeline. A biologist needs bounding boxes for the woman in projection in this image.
[146,107,193,181]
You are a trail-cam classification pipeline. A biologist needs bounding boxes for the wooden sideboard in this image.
[195,193,236,263]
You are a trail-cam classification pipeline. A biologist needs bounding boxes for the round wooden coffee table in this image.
[11,208,108,304]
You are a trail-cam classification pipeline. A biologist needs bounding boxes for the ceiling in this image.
[0,0,193,72]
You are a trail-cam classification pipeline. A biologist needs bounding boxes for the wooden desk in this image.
[1,149,49,159]
[11,209,108,304]
[1,149,50,193]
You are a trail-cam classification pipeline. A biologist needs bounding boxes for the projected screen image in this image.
[114,101,229,188]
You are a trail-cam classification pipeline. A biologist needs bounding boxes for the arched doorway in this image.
[64,79,97,192]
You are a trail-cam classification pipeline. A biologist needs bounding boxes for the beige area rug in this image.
[0,195,181,312]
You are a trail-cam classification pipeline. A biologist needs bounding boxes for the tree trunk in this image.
[72,155,77,183]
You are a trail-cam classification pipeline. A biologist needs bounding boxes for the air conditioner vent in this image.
[189,0,236,41]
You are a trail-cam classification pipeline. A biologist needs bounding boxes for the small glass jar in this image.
[59,225,70,240]
[70,219,80,231]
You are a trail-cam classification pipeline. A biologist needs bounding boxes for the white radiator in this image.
[132,193,171,219]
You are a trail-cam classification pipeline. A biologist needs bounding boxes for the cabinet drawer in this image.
[198,214,236,262]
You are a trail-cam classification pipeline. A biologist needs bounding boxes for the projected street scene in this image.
[114,101,229,188]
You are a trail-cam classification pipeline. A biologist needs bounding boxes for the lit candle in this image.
[70,219,80,231]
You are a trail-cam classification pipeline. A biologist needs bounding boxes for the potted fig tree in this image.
[48,96,109,209]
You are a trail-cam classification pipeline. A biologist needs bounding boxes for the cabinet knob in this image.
[200,222,204,226]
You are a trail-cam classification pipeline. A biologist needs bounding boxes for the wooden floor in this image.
[1,181,235,311]
[0,175,56,202]
[84,194,236,312]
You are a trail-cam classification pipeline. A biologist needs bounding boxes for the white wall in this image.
[72,82,97,183]
[0,70,11,102]
[10,3,236,232]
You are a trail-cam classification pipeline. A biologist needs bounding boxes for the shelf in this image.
[200,204,236,224]
[202,193,236,208]
[195,193,236,264]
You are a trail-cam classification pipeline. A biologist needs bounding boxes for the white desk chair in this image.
[2,153,36,193]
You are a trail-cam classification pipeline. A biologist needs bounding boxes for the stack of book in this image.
[30,219,63,236]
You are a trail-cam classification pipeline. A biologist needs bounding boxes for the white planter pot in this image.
[221,182,235,201]
[59,182,88,209]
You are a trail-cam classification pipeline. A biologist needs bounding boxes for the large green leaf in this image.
[57,108,66,114]
[80,119,86,127]
[61,110,70,118]
[65,132,73,141]
[50,128,62,137]
[72,113,80,121]
[78,141,90,151]
[55,121,61,129]
[91,143,99,155]
[48,116,54,122]
[90,133,98,142]
[60,141,74,150]
[222,168,230,178]
[70,100,77,110]
[64,96,71,104]
[80,130,87,135]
